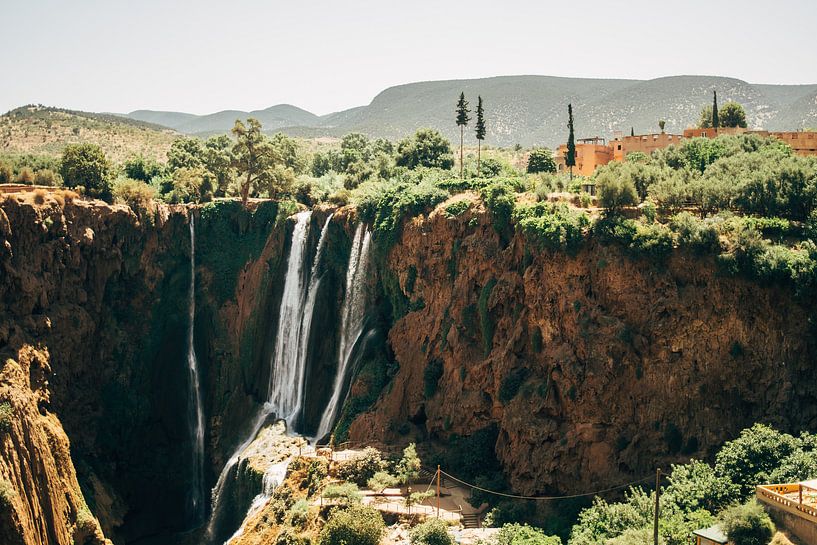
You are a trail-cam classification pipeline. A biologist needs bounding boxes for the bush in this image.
[444,199,470,218]
[596,170,638,211]
[322,482,363,506]
[720,501,774,545]
[16,167,34,184]
[0,402,12,433]
[33,169,60,186]
[496,523,562,545]
[0,479,15,510]
[335,447,387,486]
[112,178,156,218]
[0,161,12,183]
[367,471,398,493]
[480,179,518,239]
[318,504,385,545]
[513,203,590,253]
[410,518,454,545]
[287,498,310,528]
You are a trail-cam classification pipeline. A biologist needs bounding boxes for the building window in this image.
[617,144,621,150]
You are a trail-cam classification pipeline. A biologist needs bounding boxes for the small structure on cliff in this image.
[756,479,817,544]
[691,525,728,545]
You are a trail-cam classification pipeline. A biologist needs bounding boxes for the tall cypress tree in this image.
[631,127,635,137]
[475,96,486,176]
[566,103,576,180]
[455,92,470,178]
[712,90,720,129]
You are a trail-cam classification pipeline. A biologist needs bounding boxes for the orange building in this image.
[609,132,684,161]
[682,127,747,139]
[555,137,613,177]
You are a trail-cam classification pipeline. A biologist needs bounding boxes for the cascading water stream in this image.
[314,223,373,440]
[205,211,333,543]
[186,214,206,526]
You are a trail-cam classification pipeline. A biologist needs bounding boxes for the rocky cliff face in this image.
[348,195,817,495]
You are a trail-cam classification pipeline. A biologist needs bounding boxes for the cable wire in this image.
[438,469,656,501]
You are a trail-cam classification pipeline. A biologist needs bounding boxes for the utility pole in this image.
[437,465,440,518]
[653,468,661,545]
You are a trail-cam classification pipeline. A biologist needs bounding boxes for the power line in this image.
[438,469,657,501]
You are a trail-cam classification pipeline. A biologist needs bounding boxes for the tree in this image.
[566,104,576,180]
[720,501,775,545]
[167,137,205,171]
[395,129,454,170]
[698,106,713,129]
[322,483,362,506]
[456,92,470,178]
[719,102,748,128]
[318,504,385,545]
[59,143,111,198]
[396,443,421,484]
[409,518,454,545]
[123,155,163,182]
[231,118,280,206]
[526,148,557,174]
[367,471,398,494]
[712,91,720,128]
[659,120,666,133]
[203,135,235,197]
[475,96,486,176]
[631,127,635,137]
[496,523,561,545]
[596,168,638,212]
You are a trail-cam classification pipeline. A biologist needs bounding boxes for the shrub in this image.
[596,171,638,211]
[478,279,497,355]
[720,501,774,545]
[276,528,310,545]
[480,180,517,239]
[424,359,444,398]
[496,523,562,545]
[32,188,47,205]
[514,203,589,253]
[335,447,387,486]
[322,482,363,506]
[0,402,13,433]
[409,518,454,545]
[33,169,60,186]
[444,199,470,218]
[75,505,98,535]
[367,471,398,493]
[112,178,156,217]
[123,155,163,182]
[0,479,15,510]
[669,213,721,254]
[0,161,12,184]
[287,498,310,528]
[318,504,385,545]
[16,167,34,184]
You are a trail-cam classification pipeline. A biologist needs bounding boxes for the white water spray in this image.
[314,223,372,440]
[186,214,205,525]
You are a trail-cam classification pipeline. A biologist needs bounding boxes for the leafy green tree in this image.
[663,460,739,514]
[395,129,454,170]
[396,443,421,484]
[719,102,748,128]
[270,133,307,173]
[167,137,204,171]
[456,92,470,178]
[318,504,385,545]
[231,118,280,206]
[322,482,362,506]
[496,523,562,545]
[527,148,556,174]
[475,96,486,176]
[566,104,576,180]
[698,106,713,129]
[59,143,111,198]
[123,155,163,182]
[410,518,454,545]
[596,166,638,211]
[719,501,774,545]
[167,167,213,203]
[203,135,234,197]
[336,447,387,486]
[712,90,720,128]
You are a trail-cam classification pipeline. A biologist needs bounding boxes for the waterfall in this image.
[205,211,332,543]
[314,223,372,440]
[186,214,205,526]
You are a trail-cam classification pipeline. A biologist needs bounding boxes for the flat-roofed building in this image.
[555,137,612,177]
[610,132,684,161]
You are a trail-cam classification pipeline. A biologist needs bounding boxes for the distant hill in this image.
[122,75,817,147]
[127,104,321,137]
[0,105,178,162]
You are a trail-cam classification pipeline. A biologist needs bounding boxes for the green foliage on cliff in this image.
[319,504,385,545]
[410,517,454,545]
[514,203,589,253]
[479,279,497,356]
[480,179,518,241]
[496,523,562,545]
[568,423,817,545]
[719,501,774,545]
[0,479,15,510]
[0,402,13,433]
[197,200,284,303]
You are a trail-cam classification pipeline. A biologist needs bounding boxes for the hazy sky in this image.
[1,0,816,115]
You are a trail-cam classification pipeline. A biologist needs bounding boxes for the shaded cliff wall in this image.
[347,197,817,495]
[0,195,296,544]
